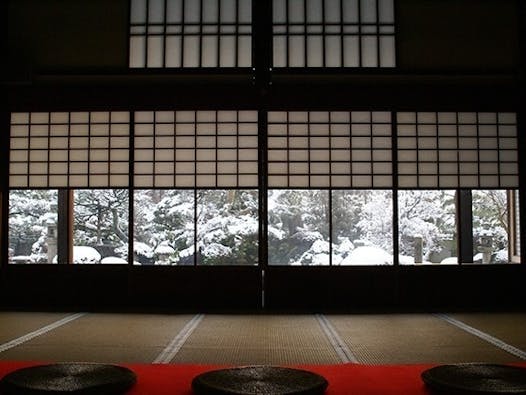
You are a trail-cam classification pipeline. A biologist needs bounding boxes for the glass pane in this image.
[134,190,194,265]
[9,190,58,264]
[333,190,393,266]
[73,190,129,264]
[398,190,457,265]
[268,190,330,265]
[472,190,516,264]
[196,190,258,265]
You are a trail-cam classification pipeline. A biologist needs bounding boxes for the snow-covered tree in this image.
[196,190,258,265]
[472,190,509,262]
[398,190,456,261]
[268,190,329,265]
[134,190,194,264]
[9,190,57,263]
[74,189,129,260]
[133,189,258,265]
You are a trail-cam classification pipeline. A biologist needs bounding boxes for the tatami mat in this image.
[0,312,524,365]
[0,312,73,344]
[172,315,341,365]
[0,313,195,364]
[326,314,524,364]
[450,313,526,352]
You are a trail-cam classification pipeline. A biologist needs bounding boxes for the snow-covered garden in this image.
[8,189,515,265]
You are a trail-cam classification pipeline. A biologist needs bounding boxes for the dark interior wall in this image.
[397,0,519,71]
[8,0,129,77]
[7,0,521,75]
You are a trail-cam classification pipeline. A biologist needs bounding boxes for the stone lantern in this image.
[477,230,493,264]
[46,205,58,263]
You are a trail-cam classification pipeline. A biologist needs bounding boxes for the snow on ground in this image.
[73,246,101,264]
[341,246,393,265]
[100,256,128,264]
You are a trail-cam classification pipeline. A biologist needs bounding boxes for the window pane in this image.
[9,190,58,264]
[73,190,129,264]
[472,190,518,264]
[268,190,330,266]
[398,190,457,265]
[133,190,195,265]
[333,190,393,265]
[196,190,258,265]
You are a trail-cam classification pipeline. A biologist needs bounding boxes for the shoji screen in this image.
[397,112,518,188]
[9,112,130,188]
[130,0,252,67]
[134,110,258,187]
[267,111,392,188]
[272,0,396,67]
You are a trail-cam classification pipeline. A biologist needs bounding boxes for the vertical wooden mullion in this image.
[321,0,326,67]
[234,0,239,67]
[215,111,218,187]
[286,0,290,67]
[456,111,461,189]
[303,0,307,67]
[145,0,150,67]
[415,112,420,188]
[199,0,204,67]
[258,110,269,300]
[128,111,135,266]
[216,0,221,67]
[253,0,272,86]
[496,112,502,188]
[87,112,92,188]
[375,0,380,66]
[349,110,353,188]
[391,110,399,267]
[181,0,186,67]
[193,111,198,266]
[476,112,481,188]
[357,0,362,67]
[328,112,333,266]
[339,0,344,67]
[162,0,168,67]
[307,112,311,188]
[458,189,474,265]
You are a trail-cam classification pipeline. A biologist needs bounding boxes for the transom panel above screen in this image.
[134,110,259,187]
[129,0,252,68]
[9,112,130,188]
[397,112,519,188]
[267,111,393,188]
[273,0,396,67]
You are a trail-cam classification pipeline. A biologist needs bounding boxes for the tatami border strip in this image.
[153,313,204,364]
[437,314,526,360]
[0,313,86,354]
[316,314,359,363]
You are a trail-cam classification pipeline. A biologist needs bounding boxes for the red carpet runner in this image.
[2,361,526,394]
